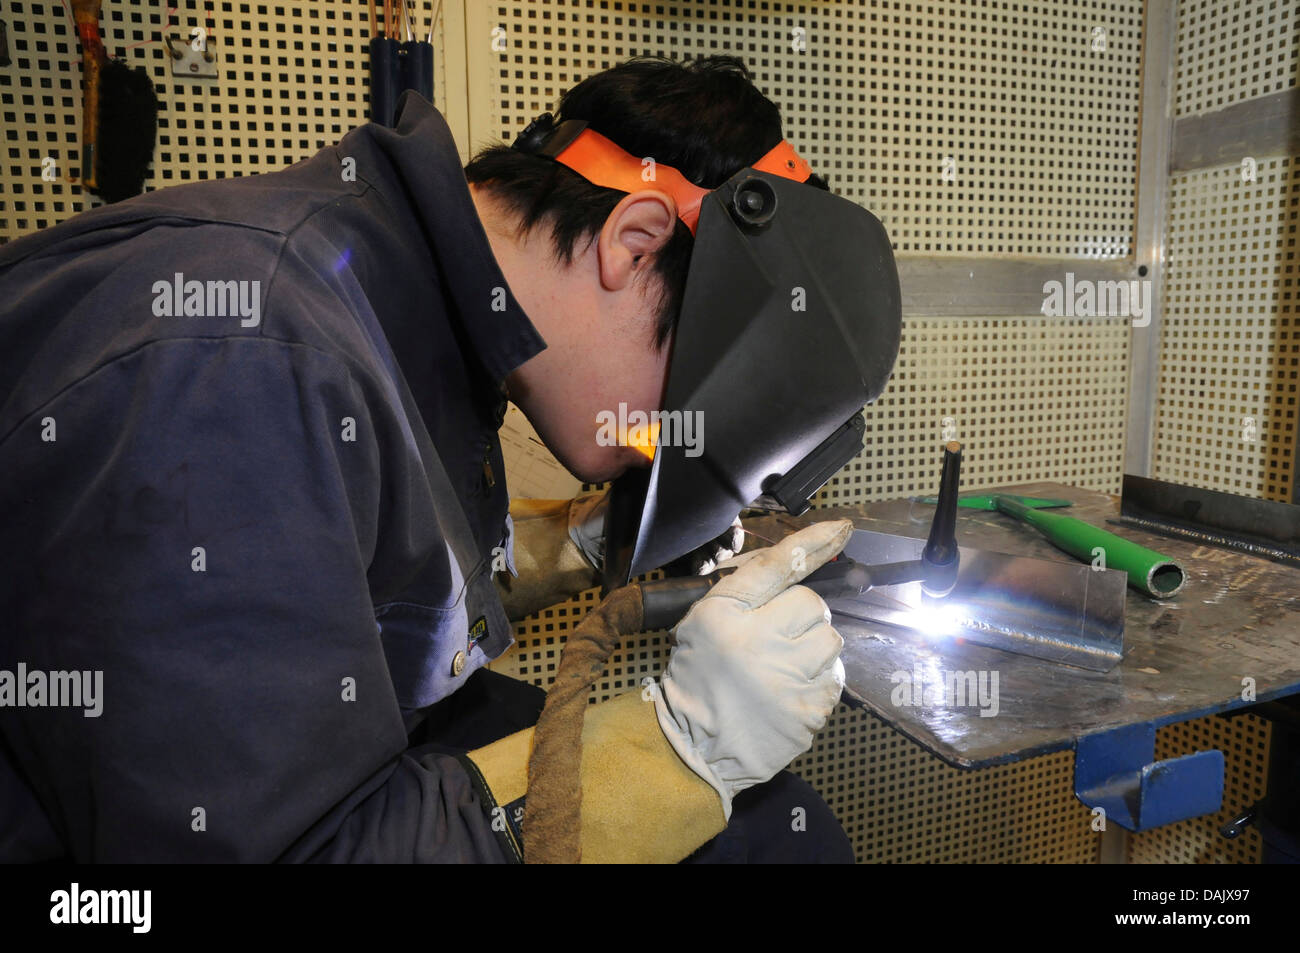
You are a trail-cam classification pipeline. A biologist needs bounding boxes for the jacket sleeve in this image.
[0,332,508,862]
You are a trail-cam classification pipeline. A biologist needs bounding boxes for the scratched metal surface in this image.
[745,482,1300,769]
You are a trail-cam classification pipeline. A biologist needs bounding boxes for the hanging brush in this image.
[70,0,159,203]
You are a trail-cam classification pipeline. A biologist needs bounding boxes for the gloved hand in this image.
[501,493,743,622]
[651,519,852,819]
[665,517,744,576]
[568,491,744,575]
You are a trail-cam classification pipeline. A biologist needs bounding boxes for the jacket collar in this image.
[357,93,547,385]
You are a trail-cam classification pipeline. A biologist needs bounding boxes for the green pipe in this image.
[992,495,1186,598]
[916,493,1074,510]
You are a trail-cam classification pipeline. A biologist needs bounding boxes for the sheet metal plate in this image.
[746,482,1300,768]
[825,530,1128,672]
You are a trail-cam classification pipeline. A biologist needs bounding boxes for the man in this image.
[0,56,898,862]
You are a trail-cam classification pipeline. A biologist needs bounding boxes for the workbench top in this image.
[749,482,1300,768]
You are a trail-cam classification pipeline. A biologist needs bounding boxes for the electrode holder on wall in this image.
[368,36,433,126]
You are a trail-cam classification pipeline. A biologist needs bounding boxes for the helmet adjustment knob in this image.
[730,176,777,228]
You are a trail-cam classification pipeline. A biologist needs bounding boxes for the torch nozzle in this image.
[921,441,963,597]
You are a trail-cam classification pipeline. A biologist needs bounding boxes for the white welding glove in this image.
[651,519,852,819]
[567,491,744,575]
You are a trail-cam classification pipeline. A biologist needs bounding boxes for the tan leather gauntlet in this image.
[462,691,726,863]
[496,498,601,621]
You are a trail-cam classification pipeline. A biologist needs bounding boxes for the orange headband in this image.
[549,128,813,235]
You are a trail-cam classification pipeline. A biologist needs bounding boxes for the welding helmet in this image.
[512,113,901,589]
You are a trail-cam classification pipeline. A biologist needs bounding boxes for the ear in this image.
[597,190,678,292]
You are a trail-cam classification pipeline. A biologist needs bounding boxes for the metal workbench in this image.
[748,482,1300,831]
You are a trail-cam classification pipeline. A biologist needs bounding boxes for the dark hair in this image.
[464,55,795,350]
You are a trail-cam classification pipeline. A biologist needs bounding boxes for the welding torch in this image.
[636,442,964,631]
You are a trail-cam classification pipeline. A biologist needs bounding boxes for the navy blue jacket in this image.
[0,94,545,861]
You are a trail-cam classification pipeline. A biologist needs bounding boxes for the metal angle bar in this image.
[1124,0,1178,478]
[897,257,1137,317]
[825,529,1128,672]
[1171,88,1300,172]
[1118,474,1300,568]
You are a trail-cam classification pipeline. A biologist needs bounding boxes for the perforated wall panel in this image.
[1155,157,1299,503]
[1127,713,1271,864]
[796,707,1099,863]
[469,0,1144,258]
[1174,0,1300,117]
[0,0,447,241]
[1151,2,1298,866]
[817,315,1132,508]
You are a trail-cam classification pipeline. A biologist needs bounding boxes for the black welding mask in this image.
[511,114,901,590]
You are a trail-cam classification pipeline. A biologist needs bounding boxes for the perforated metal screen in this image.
[1127,713,1271,864]
[1174,0,1300,117]
[0,0,447,241]
[816,315,1132,509]
[469,0,1144,258]
[1144,0,1300,865]
[1156,156,1300,503]
[798,707,1098,863]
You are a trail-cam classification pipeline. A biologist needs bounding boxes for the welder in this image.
[0,56,899,863]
